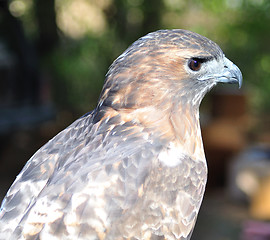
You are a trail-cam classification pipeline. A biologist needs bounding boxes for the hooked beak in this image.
[216,57,243,88]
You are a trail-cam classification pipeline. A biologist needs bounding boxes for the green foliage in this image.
[223,1,270,112]
[47,34,118,112]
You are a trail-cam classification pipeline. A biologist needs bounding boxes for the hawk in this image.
[0,29,242,240]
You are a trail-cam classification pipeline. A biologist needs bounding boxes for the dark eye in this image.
[188,59,202,71]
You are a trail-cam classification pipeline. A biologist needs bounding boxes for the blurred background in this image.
[0,0,270,239]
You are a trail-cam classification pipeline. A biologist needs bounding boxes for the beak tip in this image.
[237,72,243,89]
[238,82,242,89]
[223,57,243,89]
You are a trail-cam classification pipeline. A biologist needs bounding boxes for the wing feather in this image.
[0,108,164,239]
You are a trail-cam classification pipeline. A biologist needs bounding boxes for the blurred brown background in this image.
[0,0,270,239]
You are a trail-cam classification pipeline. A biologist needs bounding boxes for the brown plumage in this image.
[0,29,242,239]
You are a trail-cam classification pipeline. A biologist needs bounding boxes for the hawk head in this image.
[97,29,242,151]
[99,29,242,111]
